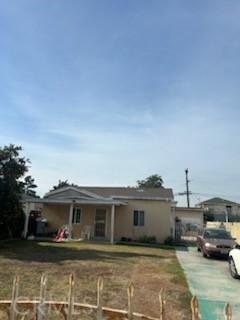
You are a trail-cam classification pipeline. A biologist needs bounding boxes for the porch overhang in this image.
[24,198,127,206]
[23,198,126,242]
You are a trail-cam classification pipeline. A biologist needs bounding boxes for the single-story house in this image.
[23,185,174,243]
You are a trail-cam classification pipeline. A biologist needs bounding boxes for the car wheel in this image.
[229,257,240,279]
[202,249,208,258]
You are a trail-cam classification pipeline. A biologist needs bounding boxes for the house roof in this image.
[24,185,174,205]
[44,185,174,201]
[198,197,240,206]
[75,186,173,200]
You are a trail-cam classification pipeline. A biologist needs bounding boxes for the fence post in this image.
[224,303,232,320]
[67,273,75,320]
[127,283,134,320]
[191,296,200,320]
[10,275,20,320]
[37,274,48,320]
[159,289,166,320]
[96,277,103,320]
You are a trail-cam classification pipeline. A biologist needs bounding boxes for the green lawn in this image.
[0,241,191,319]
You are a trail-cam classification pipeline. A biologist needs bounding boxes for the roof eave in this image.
[24,198,126,206]
[112,196,173,201]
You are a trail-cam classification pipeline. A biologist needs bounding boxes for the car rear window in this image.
[204,229,231,239]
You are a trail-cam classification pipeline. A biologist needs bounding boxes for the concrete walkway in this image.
[176,247,240,320]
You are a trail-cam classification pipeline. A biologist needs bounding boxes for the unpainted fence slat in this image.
[67,273,74,320]
[191,296,200,320]
[37,274,48,320]
[127,283,134,320]
[96,277,103,320]
[159,289,166,320]
[9,275,20,320]
[224,303,232,320]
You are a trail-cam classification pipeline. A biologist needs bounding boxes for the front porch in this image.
[23,199,125,244]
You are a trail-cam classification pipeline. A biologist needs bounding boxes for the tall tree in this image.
[51,180,70,191]
[0,144,29,238]
[137,174,164,188]
[23,175,38,197]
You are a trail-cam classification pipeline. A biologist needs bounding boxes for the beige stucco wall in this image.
[115,200,172,243]
[174,208,204,228]
[173,207,204,238]
[43,204,69,233]
[42,200,172,243]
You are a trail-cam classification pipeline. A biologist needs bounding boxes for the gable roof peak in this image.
[198,197,240,206]
[44,186,105,200]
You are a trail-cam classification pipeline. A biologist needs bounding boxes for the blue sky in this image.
[1,1,240,205]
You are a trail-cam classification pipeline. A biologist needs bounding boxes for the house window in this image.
[133,210,144,226]
[226,206,232,215]
[72,208,81,224]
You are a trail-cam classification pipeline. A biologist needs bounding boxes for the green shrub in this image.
[164,236,174,245]
[138,235,156,244]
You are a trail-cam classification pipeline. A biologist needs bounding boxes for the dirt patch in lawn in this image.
[0,241,191,319]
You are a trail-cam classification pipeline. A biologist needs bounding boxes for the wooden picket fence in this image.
[0,274,234,319]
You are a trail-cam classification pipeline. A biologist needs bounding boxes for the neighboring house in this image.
[23,185,174,243]
[197,197,240,219]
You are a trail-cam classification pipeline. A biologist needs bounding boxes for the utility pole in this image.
[185,169,190,208]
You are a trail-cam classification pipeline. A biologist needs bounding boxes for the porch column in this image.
[23,202,30,239]
[68,202,74,239]
[171,206,176,240]
[110,204,115,244]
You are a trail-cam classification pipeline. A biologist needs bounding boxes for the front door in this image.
[95,209,107,238]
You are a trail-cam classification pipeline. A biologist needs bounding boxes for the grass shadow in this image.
[0,240,171,263]
[116,241,176,250]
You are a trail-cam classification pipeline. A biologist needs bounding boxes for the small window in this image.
[133,210,145,226]
[226,206,232,214]
[139,211,144,225]
[133,211,138,226]
[72,208,81,224]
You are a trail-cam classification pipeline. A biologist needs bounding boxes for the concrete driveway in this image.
[176,247,240,320]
